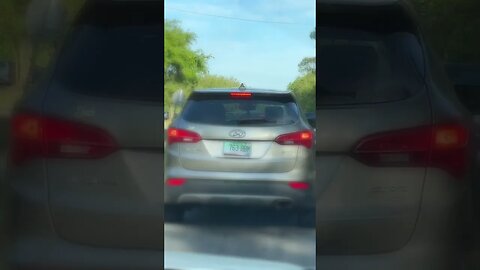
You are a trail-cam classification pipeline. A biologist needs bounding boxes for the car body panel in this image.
[165,90,315,208]
[174,121,303,173]
[315,0,468,257]
[38,86,164,248]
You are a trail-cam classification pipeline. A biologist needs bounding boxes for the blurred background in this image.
[0,1,86,269]
[0,0,479,269]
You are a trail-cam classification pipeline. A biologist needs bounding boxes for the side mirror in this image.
[26,0,68,43]
[446,63,480,114]
[164,112,170,120]
[0,61,15,86]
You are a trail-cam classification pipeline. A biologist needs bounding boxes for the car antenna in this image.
[239,83,246,91]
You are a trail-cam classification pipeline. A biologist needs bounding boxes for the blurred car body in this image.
[316,0,473,269]
[7,1,165,269]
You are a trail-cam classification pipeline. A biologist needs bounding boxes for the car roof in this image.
[193,88,292,95]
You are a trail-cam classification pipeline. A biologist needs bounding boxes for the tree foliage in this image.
[196,74,240,89]
[288,72,315,113]
[164,20,209,85]
[288,29,316,113]
[164,20,243,109]
[298,57,315,74]
[164,20,210,108]
[0,0,29,60]
[411,0,480,62]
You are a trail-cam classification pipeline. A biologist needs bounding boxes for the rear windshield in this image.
[53,2,162,102]
[318,6,425,106]
[181,93,301,126]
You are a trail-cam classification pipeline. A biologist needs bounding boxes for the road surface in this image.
[164,207,316,269]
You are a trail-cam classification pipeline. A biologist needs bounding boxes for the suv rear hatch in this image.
[316,2,431,254]
[172,91,311,173]
[40,1,164,248]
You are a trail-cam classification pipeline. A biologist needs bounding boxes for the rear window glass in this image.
[181,93,300,126]
[318,7,425,106]
[53,2,162,102]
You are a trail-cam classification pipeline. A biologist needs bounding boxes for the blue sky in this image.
[164,0,316,90]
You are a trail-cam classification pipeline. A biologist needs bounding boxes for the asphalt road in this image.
[164,207,316,269]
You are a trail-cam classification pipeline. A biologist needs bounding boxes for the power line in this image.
[166,7,312,26]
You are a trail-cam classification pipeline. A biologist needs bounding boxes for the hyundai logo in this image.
[229,129,246,138]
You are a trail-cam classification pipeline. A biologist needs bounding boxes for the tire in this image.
[164,204,185,223]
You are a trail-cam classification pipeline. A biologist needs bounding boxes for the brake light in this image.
[166,178,186,187]
[275,130,313,149]
[230,92,252,98]
[10,112,118,165]
[353,124,469,178]
[167,128,202,144]
[288,182,310,190]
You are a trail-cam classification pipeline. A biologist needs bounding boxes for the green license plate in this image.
[223,141,252,157]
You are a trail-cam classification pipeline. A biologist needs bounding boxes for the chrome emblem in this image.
[229,129,246,138]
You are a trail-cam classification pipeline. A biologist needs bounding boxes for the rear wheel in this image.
[164,204,185,223]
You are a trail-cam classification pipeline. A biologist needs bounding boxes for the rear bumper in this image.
[164,177,314,208]
[316,169,467,270]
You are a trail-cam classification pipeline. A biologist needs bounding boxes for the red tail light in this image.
[167,128,202,144]
[288,182,310,190]
[230,92,252,99]
[10,112,118,165]
[353,124,469,178]
[275,130,314,149]
[166,178,186,186]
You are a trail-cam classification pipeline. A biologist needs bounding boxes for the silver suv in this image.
[316,0,473,269]
[165,89,315,222]
[7,1,165,269]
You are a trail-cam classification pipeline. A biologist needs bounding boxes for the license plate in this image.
[223,141,252,157]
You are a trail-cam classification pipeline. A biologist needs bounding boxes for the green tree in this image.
[410,0,480,63]
[288,72,315,113]
[164,20,209,108]
[288,29,316,113]
[298,57,315,74]
[196,74,240,89]
[310,28,315,40]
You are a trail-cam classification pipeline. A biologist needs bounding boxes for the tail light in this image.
[275,130,314,149]
[167,128,202,145]
[353,124,469,178]
[166,178,186,186]
[288,181,310,190]
[10,112,118,166]
[230,92,252,99]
